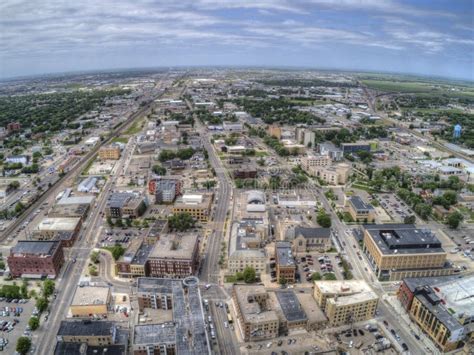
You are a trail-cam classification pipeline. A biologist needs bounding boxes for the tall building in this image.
[362,224,450,281]
[398,275,473,352]
[275,242,296,284]
[105,192,147,219]
[99,145,121,160]
[346,196,375,223]
[313,280,379,327]
[172,193,213,222]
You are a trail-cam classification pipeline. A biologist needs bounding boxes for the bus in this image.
[227,313,233,324]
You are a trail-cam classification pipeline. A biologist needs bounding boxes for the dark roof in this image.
[11,240,59,256]
[57,320,115,337]
[107,193,133,209]
[276,291,307,323]
[275,242,295,266]
[54,342,126,355]
[364,224,444,255]
[349,196,374,211]
[295,226,331,239]
[137,277,174,294]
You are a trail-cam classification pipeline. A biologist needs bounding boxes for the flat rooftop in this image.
[234,285,279,323]
[11,240,59,256]
[295,293,327,324]
[275,291,307,323]
[57,320,115,337]
[364,224,445,255]
[349,196,374,211]
[148,234,198,260]
[315,280,373,295]
[38,217,81,231]
[71,286,110,307]
[134,323,176,345]
[275,242,295,267]
[137,277,174,294]
[327,291,378,306]
[57,195,95,205]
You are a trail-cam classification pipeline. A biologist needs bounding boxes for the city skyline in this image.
[1,0,473,80]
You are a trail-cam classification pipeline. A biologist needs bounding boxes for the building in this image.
[228,219,266,275]
[223,121,243,131]
[172,193,213,222]
[5,155,29,165]
[147,234,199,278]
[148,175,182,196]
[398,275,473,352]
[301,154,331,170]
[275,242,296,284]
[133,277,211,355]
[362,224,450,281]
[77,177,98,193]
[7,240,64,278]
[346,196,375,223]
[341,142,371,153]
[233,165,258,179]
[70,286,111,318]
[56,320,120,347]
[33,217,82,247]
[273,291,308,333]
[319,143,343,161]
[246,190,266,213]
[313,280,378,326]
[288,226,332,253]
[309,163,350,185]
[105,192,147,219]
[116,239,153,278]
[267,124,281,139]
[99,145,121,160]
[155,179,179,204]
[6,122,21,133]
[232,285,279,342]
[50,195,95,220]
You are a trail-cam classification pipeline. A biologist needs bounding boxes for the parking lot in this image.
[98,228,142,248]
[376,193,415,223]
[0,298,36,353]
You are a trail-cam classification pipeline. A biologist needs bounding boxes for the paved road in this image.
[34,82,168,355]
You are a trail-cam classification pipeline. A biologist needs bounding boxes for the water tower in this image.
[453,124,462,139]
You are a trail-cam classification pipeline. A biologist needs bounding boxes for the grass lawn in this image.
[123,118,144,135]
[111,136,129,144]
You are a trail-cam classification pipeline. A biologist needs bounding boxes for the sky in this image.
[0,0,473,80]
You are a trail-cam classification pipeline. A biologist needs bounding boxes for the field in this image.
[360,77,474,99]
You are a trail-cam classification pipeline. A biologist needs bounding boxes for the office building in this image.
[33,217,82,247]
[275,242,296,284]
[309,163,350,185]
[147,234,199,278]
[362,224,450,281]
[105,192,147,219]
[313,280,378,326]
[346,196,375,223]
[232,285,279,342]
[301,154,331,170]
[7,240,64,278]
[398,275,473,352]
[340,142,372,153]
[99,145,121,160]
[172,193,213,222]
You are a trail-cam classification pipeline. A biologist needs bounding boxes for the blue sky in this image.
[0,0,472,80]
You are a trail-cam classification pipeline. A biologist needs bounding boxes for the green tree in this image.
[43,280,55,298]
[404,215,416,224]
[168,212,196,232]
[279,277,287,285]
[414,203,432,220]
[317,209,332,228]
[311,272,322,281]
[16,337,32,355]
[152,165,166,175]
[20,280,28,299]
[8,180,20,190]
[90,251,100,264]
[36,297,48,313]
[111,244,125,260]
[28,316,40,331]
[243,266,256,284]
[446,211,464,229]
[323,273,337,280]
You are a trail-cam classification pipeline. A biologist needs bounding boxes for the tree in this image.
[279,277,287,285]
[16,337,31,355]
[414,203,432,220]
[36,297,48,313]
[243,266,256,284]
[90,251,100,264]
[404,215,416,224]
[8,180,20,190]
[28,316,39,331]
[446,211,464,229]
[43,280,55,298]
[106,216,114,227]
[168,212,196,232]
[152,165,166,175]
[323,273,337,280]
[311,272,322,281]
[111,244,125,260]
[317,209,332,228]
[20,280,28,299]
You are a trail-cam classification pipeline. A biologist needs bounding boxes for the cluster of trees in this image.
[165,112,194,126]
[417,175,464,192]
[110,244,125,260]
[314,126,388,148]
[317,209,332,228]
[0,89,130,133]
[231,266,257,283]
[233,97,325,125]
[263,135,290,156]
[151,164,166,175]
[168,212,196,232]
[397,188,432,220]
[432,191,458,209]
[158,148,195,162]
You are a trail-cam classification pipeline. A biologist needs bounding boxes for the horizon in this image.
[1,0,473,80]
